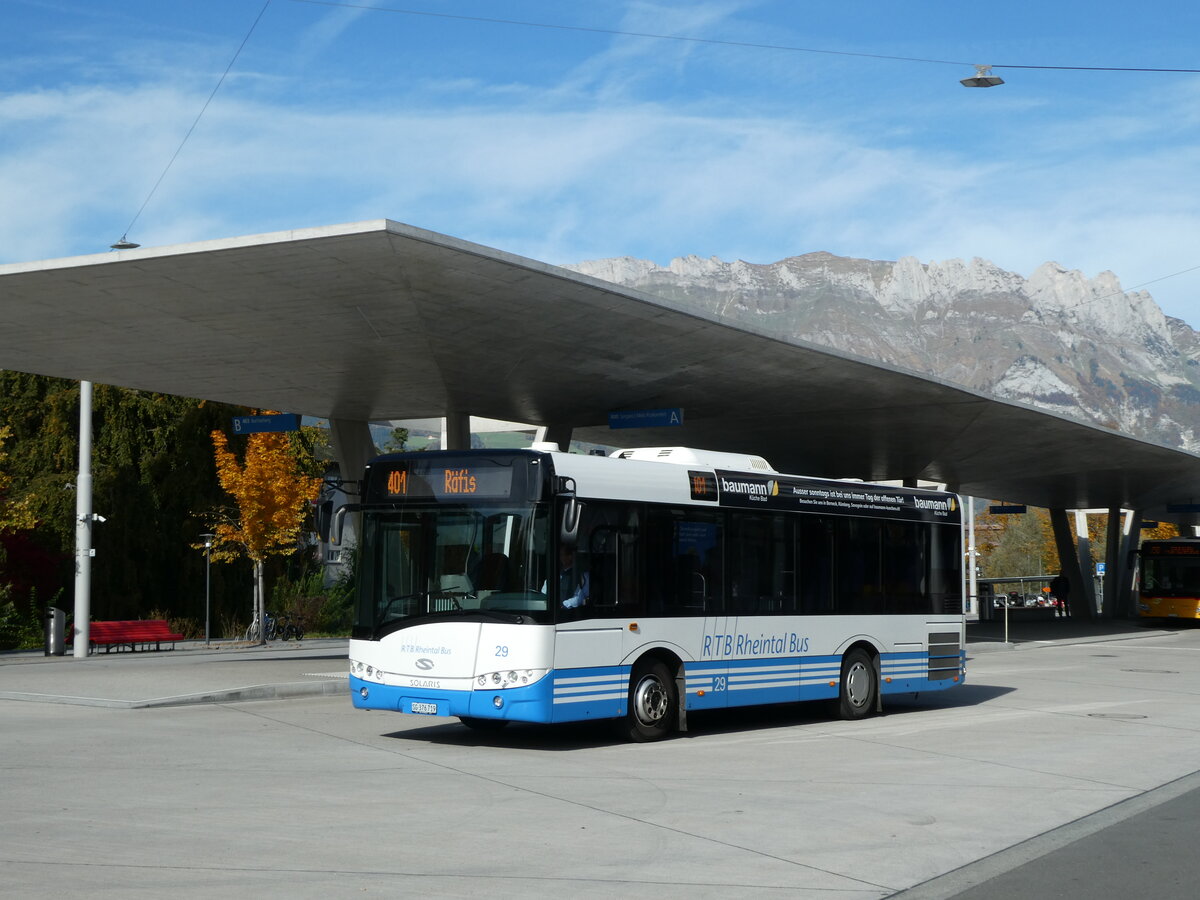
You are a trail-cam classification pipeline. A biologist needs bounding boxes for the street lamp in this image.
[200,533,215,645]
[961,65,1004,88]
[75,232,139,657]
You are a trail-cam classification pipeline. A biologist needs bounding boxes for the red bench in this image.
[67,619,186,653]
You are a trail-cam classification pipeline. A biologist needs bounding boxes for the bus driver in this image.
[550,545,589,608]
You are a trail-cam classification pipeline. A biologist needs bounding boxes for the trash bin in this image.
[977,584,995,620]
[44,606,65,656]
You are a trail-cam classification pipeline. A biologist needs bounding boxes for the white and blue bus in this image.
[346,446,965,741]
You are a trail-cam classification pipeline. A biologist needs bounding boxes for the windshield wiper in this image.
[378,591,427,621]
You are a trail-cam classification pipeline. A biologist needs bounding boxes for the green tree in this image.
[0,372,248,625]
[977,506,1054,578]
[977,505,1121,583]
[382,426,409,453]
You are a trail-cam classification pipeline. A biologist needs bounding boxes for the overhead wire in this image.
[289,0,1200,74]
[285,0,1200,307]
[113,0,273,246]
[116,0,1200,308]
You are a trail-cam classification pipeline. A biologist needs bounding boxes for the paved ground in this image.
[2,618,1198,898]
[0,639,349,707]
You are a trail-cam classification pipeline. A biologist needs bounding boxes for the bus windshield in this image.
[1142,552,1200,596]
[354,502,551,637]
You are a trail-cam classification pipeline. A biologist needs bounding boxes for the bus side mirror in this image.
[331,504,362,546]
[556,477,582,547]
[560,497,583,547]
[315,500,334,542]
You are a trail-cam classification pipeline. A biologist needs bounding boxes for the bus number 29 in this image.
[495,645,509,657]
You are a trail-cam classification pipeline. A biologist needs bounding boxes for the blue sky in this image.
[4,0,1199,324]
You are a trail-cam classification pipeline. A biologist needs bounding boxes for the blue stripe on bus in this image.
[550,665,629,723]
[350,648,965,725]
[683,650,963,708]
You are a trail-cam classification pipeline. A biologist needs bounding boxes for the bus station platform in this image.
[0,619,1178,708]
[964,614,1180,651]
[0,638,350,707]
[4,619,1200,898]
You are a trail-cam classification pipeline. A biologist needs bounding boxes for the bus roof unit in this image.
[610,446,776,472]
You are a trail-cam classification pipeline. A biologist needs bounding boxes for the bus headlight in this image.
[350,660,387,682]
[473,668,548,689]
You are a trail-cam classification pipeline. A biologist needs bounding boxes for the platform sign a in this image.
[608,408,684,429]
[232,413,300,434]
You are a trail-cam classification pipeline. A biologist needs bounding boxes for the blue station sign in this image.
[608,408,684,429]
[232,414,300,434]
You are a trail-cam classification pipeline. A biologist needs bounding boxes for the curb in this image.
[0,677,346,709]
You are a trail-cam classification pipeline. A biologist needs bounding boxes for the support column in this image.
[328,419,377,487]
[1074,510,1098,617]
[535,424,573,452]
[966,496,978,619]
[1108,509,1141,618]
[1050,508,1093,620]
[442,413,471,450]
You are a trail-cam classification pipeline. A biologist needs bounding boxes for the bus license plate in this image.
[410,701,439,715]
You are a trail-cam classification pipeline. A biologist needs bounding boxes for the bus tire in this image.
[621,659,677,742]
[459,716,510,731]
[833,648,877,720]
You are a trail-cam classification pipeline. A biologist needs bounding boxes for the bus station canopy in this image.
[2,219,1199,519]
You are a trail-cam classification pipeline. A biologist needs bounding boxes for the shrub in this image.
[148,608,202,640]
[271,554,355,636]
[218,611,245,640]
[0,586,46,651]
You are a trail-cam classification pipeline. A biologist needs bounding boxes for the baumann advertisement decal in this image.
[714,470,959,523]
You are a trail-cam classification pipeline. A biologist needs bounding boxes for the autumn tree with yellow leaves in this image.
[208,420,321,642]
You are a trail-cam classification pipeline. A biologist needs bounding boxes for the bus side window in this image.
[881,521,925,614]
[646,509,722,615]
[728,514,796,614]
[797,517,834,615]
[928,523,963,614]
[563,502,643,618]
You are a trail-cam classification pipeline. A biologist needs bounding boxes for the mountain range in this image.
[565,253,1200,453]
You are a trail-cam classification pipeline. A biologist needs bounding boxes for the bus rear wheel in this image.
[833,648,877,720]
[621,660,677,742]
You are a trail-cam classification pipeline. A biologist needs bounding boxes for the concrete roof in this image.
[2,219,1198,516]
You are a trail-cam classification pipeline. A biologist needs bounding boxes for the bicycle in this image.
[276,613,305,642]
[243,612,277,642]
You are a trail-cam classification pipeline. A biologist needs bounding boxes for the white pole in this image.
[72,380,93,658]
[203,536,213,645]
[967,496,978,618]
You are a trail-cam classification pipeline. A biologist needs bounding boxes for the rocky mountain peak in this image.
[565,253,1200,452]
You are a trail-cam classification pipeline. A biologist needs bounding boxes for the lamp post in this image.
[200,533,215,645]
[71,237,140,656]
[72,380,93,658]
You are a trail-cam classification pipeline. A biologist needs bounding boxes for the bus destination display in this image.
[1144,542,1200,557]
[380,462,515,501]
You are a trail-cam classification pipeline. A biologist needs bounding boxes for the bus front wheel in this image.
[621,660,677,742]
[833,648,877,720]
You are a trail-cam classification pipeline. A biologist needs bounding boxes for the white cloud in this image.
[1,22,1197,326]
